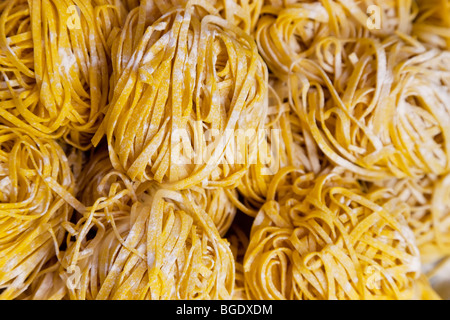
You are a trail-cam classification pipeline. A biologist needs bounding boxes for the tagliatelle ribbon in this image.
[285,36,450,180]
[0,0,123,150]
[0,125,80,300]
[254,0,450,182]
[61,149,236,300]
[1,0,449,301]
[93,1,269,189]
[372,173,450,265]
[243,168,422,300]
[138,0,264,34]
[413,0,450,50]
[255,0,418,81]
[228,78,331,217]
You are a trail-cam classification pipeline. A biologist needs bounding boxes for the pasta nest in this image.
[93,2,269,189]
[255,0,417,80]
[0,0,121,150]
[287,36,450,180]
[231,79,330,217]
[243,167,421,300]
[371,174,450,266]
[61,149,236,300]
[142,0,264,34]
[82,149,238,236]
[0,125,77,299]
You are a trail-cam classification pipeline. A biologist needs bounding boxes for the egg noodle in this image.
[0,0,127,150]
[92,1,269,190]
[0,0,449,300]
[229,78,330,217]
[413,0,450,50]
[371,173,450,265]
[244,168,421,300]
[61,149,235,299]
[0,125,81,299]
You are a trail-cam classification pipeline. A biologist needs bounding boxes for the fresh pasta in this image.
[136,0,264,34]
[16,258,69,300]
[413,0,450,50]
[371,174,450,266]
[334,0,416,36]
[93,1,268,189]
[0,0,122,150]
[0,125,81,299]
[243,168,422,300]
[0,0,449,301]
[60,148,236,299]
[286,35,450,180]
[228,222,250,300]
[255,1,450,181]
[255,0,416,80]
[228,79,330,217]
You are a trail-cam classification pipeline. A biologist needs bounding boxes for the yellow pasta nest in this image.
[255,0,417,80]
[93,2,269,189]
[0,125,78,299]
[60,149,236,299]
[254,2,450,181]
[371,174,450,265]
[1,0,450,301]
[287,36,450,180]
[0,0,121,150]
[230,79,330,217]
[243,168,421,300]
[17,265,69,300]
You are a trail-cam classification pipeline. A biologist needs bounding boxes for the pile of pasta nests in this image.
[0,0,449,300]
